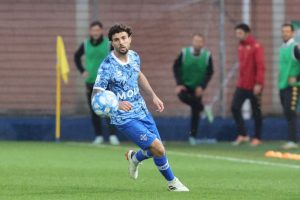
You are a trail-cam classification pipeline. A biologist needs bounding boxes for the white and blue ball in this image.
[91,90,119,116]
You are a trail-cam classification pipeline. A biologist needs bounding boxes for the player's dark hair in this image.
[108,24,132,41]
[282,23,294,31]
[193,33,205,39]
[235,23,251,33]
[90,21,103,29]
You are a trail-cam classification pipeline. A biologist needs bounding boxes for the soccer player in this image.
[173,34,214,145]
[92,24,189,191]
[278,23,300,149]
[231,23,265,146]
[74,21,119,145]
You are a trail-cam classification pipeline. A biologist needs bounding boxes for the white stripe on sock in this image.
[157,161,169,171]
[132,153,139,165]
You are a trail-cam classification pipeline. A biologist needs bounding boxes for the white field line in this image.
[66,142,300,170]
[167,151,300,170]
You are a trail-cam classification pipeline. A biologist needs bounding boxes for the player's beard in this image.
[118,47,129,55]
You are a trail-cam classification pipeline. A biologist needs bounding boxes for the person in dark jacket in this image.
[173,34,214,145]
[231,23,265,146]
[74,21,119,145]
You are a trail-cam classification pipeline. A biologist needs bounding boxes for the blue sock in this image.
[132,149,153,164]
[153,155,175,181]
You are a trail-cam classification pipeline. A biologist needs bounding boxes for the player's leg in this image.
[177,88,194,106]
[86,83,103,144]
[117,119,155,162]
[281,87,299,149]
[189,95,204,145]
[149,139,173,180]
[116,119,156,179]
[143,114,189,191]
[149,139,189,192]
[178,88,203,145]
[249,92,263,146]
[231,88,249,145]
[140,114,174,181]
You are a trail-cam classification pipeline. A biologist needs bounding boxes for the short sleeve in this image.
[131,51,141,70]
[136,53,141,67]
[93,59,112,90]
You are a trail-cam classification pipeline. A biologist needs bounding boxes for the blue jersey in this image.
[94,50,149,125]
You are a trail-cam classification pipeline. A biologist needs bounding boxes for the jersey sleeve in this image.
[93,59,112,91]
[254,43,265,86]
[137,54,141,68]
[129,51,140,71]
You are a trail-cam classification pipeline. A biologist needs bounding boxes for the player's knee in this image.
[150,140,165,157]
[155,145,165,157]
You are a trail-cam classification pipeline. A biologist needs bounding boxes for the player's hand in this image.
[82,71,89,78]
[153,96,164,112]
[118,101,133,112]
[288,77,297,85]
[195,86,203,97]
[253,84,262,95]
[175,85,187,95]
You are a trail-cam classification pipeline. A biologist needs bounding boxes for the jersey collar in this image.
[111,51,130,66]
[282,38,295,47]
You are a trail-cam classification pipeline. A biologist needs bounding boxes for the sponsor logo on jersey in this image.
[116,87,139,100]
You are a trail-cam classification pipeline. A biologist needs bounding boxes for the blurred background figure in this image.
[74,21,119,145]
[173,34,214,146]
[278,23,300,149]
[3,0,300,147]
[231,23,265,147]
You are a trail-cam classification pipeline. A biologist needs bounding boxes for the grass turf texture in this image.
[0,141,299,200]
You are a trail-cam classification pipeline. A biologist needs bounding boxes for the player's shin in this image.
[153,155,175,181]
[132,149,153,164]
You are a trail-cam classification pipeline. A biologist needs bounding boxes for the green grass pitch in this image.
[0,141,300,200]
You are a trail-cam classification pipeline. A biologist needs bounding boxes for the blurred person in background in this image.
[278,23,300,149]
[74,21,119,145]
[231,23,265,147]
[173,34,214,146]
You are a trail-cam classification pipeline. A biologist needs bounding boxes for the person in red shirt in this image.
[231,23,265,146]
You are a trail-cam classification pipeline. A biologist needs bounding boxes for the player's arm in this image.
[254,44,265,95]
[74,43,88,77]
[138,72,164,112]
[173,52,183,85]
[294,45,300,61]
[173,52,187,94]
[286,45,300,85]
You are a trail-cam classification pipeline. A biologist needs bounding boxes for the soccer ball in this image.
[91,90,119,116]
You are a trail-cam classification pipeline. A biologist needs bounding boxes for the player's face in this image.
[192,36,204,52]
[281,26,294,43]
[89,25,103,40]
[111,32,131,55]
[235,29,248,42]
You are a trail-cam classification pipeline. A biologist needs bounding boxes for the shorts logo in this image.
[140,134,148,141]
